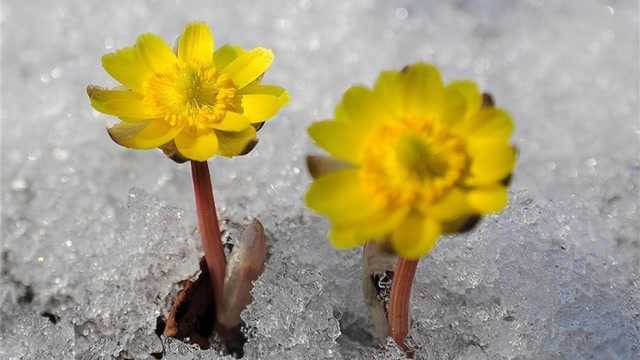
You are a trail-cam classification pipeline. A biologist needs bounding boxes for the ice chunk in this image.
[409,191,640,359]
[0,298,75,359]
[1,189,202,359]
[241,247,342,359]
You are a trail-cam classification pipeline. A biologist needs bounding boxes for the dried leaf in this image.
[219,219,268,330]
[481,92,495,107]
[306,155,349,179]
[159,141,189,163]
[163,257,215,349]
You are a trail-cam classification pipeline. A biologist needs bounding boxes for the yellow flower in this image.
[305,63,516,259]
[87,22,289,161]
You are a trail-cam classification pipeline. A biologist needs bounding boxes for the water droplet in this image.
[307,38,320,52]
[395,7,408,20]
[50,67,62,79]
[299,0,311,9]
[277,18,292,29]
[104,37,114,49]
[11,178,28,191]
[52,148,69,161]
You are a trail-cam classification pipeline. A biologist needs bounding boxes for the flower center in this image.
[361,118,468,210]
[143,62,242,131]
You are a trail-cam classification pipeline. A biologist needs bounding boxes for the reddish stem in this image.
[388,258,419,353]
[190,161,226,321]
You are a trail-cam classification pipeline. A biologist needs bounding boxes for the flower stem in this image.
[190,161,226,324]
[388,257,419,352]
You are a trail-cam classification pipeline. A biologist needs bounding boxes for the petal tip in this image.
[185,21,210,28]
[86,85,100,99]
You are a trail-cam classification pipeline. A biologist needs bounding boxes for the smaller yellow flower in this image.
[88,22,289,161]
[305,63,516,259]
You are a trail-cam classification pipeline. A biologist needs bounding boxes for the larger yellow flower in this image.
[87,22,289,161]
[305,63,516,259]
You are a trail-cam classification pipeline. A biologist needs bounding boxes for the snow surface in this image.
[1,0,638,359]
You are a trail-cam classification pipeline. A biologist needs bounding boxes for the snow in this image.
[1,0,638,359]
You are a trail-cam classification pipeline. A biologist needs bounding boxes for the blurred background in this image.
[1,1,638,359]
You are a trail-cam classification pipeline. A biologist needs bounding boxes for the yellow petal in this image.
[328,227,364,249]
[307,120,367,164]
[108,120,182,149]
[427,190,480,234]
[356,208,409,239]
[470,108,514,140]
[327,208,407,250]
[240,86,290,123]
[223,48,274,89]
[440,215,482,235]
[241,94,283,123]
[87,86,153,120]
[310,84,394,164]
[426,189,473,221]
[466,143,516,186]
[400,63,444,118]
[101,47,151,93]
[446,80,482,119]
[215,126,257,157]
[457,107,514,141]
[177,22,214,66]
[241,83,288,97]
[135,33,177,74]
[334,86,369,121]
[213,44,247,70]
[467,186,508,214]
[175,130,219,161]
[440,85,468,126]
[305,169,377,224]
[334,86,389,129]
[373,70,405,118]
[211,112,251,131]
[391,214,442,259]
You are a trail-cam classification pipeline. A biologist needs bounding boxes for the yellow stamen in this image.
[143,61,242,132]
[361,117,468,210]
